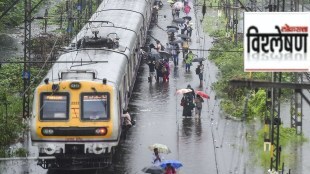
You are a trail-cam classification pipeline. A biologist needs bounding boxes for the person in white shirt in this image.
[152,148,164,166]
[121,109,132,139]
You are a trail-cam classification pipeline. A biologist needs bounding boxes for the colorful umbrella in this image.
[175,88,192,95]
[149,143,171,154]
[160,160,183,169]
[142,165,165,174]
[195,91,210,99]
[173,1,184,9]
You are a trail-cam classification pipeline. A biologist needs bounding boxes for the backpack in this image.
[196,66,200,74]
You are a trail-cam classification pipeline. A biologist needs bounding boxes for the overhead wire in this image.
[193,0,220,173]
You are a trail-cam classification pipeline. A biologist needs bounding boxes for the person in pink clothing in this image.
[162,59,170,82]
[165,163,176,174]
[184,4,191,15]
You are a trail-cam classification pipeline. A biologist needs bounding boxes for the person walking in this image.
[148,58,156,83]
[152,148,163,166]
[171,43,179,66]
[184,4,191,15]
[196,61,204,87]
[194,94,204,117]
[165,163,176,174]
[184,51,194,71]
[181,93,194,117]
[187,23,193,37]
[162,59,170,82]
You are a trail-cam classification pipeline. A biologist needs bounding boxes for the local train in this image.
[30,0,155,170]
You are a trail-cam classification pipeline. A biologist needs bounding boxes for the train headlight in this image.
[42,128,54,136]
[95,128,107,135]
[44,144,56,155]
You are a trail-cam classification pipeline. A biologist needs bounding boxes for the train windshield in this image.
[81,93,109,120]
[40,93,69,120]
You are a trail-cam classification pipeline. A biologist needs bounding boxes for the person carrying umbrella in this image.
[170,43,178,66]
[165,163,176,174]
[152,148,163,166]
[194,94,204,117]
[187,22,193,37]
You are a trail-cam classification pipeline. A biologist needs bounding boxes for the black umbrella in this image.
[159,51,172,59]
[177,34,191,39]
[169,39,184,44]
[192,57,206,62]
[173,18,185,24]
[150,52,161,60]
[182,16,192,21]
[142,165,164,174]
[167,28,178,33]
[167,25,179,30]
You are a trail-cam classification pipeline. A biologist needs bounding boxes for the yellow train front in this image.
[31,78,121,169]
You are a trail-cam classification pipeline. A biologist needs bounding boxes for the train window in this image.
[40,93,69,120]
[81,93,109,120]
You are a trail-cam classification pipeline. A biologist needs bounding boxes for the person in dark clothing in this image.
[147,58,156,83]
[155,60,163,82]
[181,93,194,116]
[187,84,195,100]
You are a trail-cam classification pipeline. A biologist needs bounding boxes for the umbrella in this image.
[173,18,185,24]
[175,88,192,95]
[182,16,192,21]
[167,0,175,4]
[142,165,165,174]
[192,57,206,62]
[149,51,162,60]
[149,143,171,154]
[166,28,178,33]
[173,1,184,9]
[159,51,172,59]
[169,39,184,44]
[167,25,179,30]
[160,160,183,169]
[195,91,210,99]
[177,34,191,40]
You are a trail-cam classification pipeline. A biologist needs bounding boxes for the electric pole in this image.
[232,0,238,45]
[23,0,31,119]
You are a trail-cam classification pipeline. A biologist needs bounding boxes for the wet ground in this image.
[1,0,310,174]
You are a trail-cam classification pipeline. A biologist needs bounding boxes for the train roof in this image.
[72,0,148,49]
[43,49,129,85]
[41,0,150,86]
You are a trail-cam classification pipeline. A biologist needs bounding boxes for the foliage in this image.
[13,148,28,157]
[0,0,41,31]
[249,127,307,169]
[0,62,46,157]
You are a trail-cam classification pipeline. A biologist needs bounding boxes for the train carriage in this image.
[30,0,155,170]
